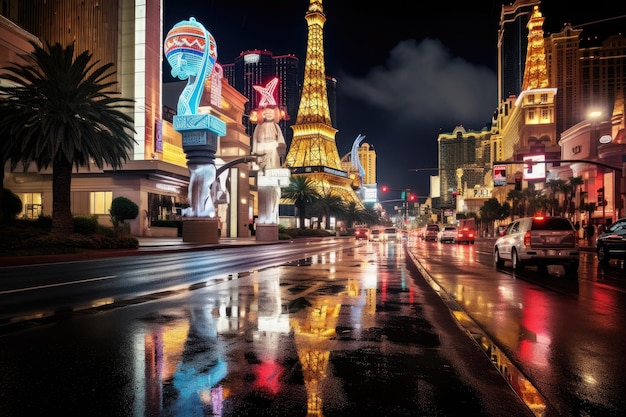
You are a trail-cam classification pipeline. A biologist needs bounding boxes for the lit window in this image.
[90,191,113,215]
[18,193,43,219]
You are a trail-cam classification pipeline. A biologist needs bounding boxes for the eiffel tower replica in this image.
[284,0,363,208]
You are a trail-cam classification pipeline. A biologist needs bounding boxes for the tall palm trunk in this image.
[298,204,306,229]
[51,160,74,234]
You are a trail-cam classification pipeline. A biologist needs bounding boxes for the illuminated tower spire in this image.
[285,0,362,206]
[521,5,549,91]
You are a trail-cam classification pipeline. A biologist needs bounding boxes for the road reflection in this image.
[133,246,390,416]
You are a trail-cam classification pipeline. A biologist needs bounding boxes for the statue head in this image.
[164,17,217,82]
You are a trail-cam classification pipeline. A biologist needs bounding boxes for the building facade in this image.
[1,1,253,237]
[498,0,540,104]
[437,126,491,209]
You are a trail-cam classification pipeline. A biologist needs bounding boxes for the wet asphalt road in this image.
[0,239,533,417]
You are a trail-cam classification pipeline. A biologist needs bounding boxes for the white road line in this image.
[0,275,116,295]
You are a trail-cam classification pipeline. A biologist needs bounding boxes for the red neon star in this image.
[253,78,279,107]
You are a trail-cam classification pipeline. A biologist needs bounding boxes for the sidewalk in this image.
[0,236,270,267]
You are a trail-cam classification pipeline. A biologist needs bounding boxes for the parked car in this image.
[424,224,440,241]
[438,226,458,243]
[596,218,626,264]
[494,216,579,275]
[354,227,370,240]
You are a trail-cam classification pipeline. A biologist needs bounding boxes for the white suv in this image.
[494,216,579,275]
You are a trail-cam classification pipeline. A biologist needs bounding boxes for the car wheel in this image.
[511,248,523,271]
[597,244,610,264]
[494,248,505,268]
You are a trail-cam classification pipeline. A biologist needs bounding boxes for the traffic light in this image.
[514,176,522,191]
[409,194,416,202]
[381,185,389,192]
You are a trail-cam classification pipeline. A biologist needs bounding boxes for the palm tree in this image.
[480,197,505,236]
[0,41,135,234]
[312,192,347,230]
[506,188,524,218]
[545,179,566,216]
[281,176,320,229]
[341,201,375,229]
[564,176,584,218]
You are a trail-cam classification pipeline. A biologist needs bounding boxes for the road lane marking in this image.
[0,275,116,295]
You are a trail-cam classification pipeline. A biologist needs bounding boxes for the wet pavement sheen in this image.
[0,239,535,416]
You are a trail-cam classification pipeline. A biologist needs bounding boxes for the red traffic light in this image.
[409,194,416,201]
[381,185,389,192]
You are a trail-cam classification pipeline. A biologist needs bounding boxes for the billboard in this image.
[493,164,507,186]
[523,154,546,180]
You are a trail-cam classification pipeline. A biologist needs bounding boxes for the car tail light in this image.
[524,231,531,246]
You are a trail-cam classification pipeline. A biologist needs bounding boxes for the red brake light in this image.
[524,231,531,245]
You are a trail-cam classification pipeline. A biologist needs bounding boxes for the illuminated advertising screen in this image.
[493,164,507,186]
[523,154,546,180]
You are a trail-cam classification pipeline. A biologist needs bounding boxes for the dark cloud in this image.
[339,39,496,127]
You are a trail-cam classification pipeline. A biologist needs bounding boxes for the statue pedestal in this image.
[182,218,219,243]
[256,224,279,242]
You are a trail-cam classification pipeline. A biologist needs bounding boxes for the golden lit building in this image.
[284,0,363,208]
[357,143,377,186]
[499,6,558,188]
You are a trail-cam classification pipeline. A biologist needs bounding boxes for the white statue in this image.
[252,107,286,172]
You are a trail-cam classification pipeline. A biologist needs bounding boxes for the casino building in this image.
[0,1,253,237]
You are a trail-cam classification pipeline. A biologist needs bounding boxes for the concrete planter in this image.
[145,226,178,237]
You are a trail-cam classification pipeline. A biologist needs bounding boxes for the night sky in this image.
[162,0,626,199]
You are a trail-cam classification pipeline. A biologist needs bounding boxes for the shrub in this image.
[36,215,53,230]
[110,196,139,228]
[2,188,23,222]
[73,215,99,235]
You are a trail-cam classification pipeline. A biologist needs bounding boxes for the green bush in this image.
[0,216,138,255]
[36,215,53,230]
[73,215,99,235]
[2,188,23,222]
[109,196,139,228]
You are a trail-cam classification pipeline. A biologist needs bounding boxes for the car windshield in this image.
[427,225,439,231]
[608,220,626,232]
